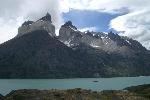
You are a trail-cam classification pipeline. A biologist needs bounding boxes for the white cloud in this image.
[60,0,130,14]
[0,0,62,44]
[0,17,24,43]
[79,27,98,32]
[109,2,150,49]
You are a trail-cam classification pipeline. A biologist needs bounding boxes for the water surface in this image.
[0,76,150,95]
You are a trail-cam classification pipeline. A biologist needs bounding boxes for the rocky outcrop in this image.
[59,21,81,47]
[17,13,55,37]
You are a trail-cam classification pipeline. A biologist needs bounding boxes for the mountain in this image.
[0,14,150,78]
[59,21,147,54]
[59,21,150,77]
[0,30,89,78]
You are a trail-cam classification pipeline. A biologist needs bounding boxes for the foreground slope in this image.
[2,86,150,100]
[125,84,150,99]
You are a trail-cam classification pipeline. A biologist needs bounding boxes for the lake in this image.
[0,76,150,95]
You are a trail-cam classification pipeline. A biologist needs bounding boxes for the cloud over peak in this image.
[0,0,62,43]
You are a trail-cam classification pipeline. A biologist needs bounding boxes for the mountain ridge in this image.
[0,14,150,78]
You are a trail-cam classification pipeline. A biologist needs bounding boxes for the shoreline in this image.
[0,84,150,100]
[0,75,149,79]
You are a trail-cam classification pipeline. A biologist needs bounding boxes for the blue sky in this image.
[62,9,125,32]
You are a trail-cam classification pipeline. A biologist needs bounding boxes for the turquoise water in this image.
[0,76,150,95]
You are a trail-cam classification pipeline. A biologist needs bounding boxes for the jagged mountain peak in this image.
[59,21,147,54]
[17,13,55,38]
[46,12,51,17]
[22,21,34,26]
[62,21,77,30]
[85,31,93,36]
[39,12,52,22]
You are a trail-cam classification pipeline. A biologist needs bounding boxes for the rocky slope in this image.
[0,30,92,78]
[0,14,150,78]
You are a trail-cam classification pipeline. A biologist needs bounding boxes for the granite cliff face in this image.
[17,13,55,37]
[0,14,150,78]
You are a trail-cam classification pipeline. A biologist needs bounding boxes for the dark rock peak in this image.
[107,31,146,51]
[62,21,77,30]
[46,12,51,16]
[39,12,52,22]
[22,21,34,26]
[94,34,102,39]
[108,31,118,37]
[85,31,93,36]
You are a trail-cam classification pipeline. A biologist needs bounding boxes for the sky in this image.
[62,9,124,32]
[0,0,150,49]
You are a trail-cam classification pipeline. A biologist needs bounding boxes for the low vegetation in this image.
[1,84,150,100]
